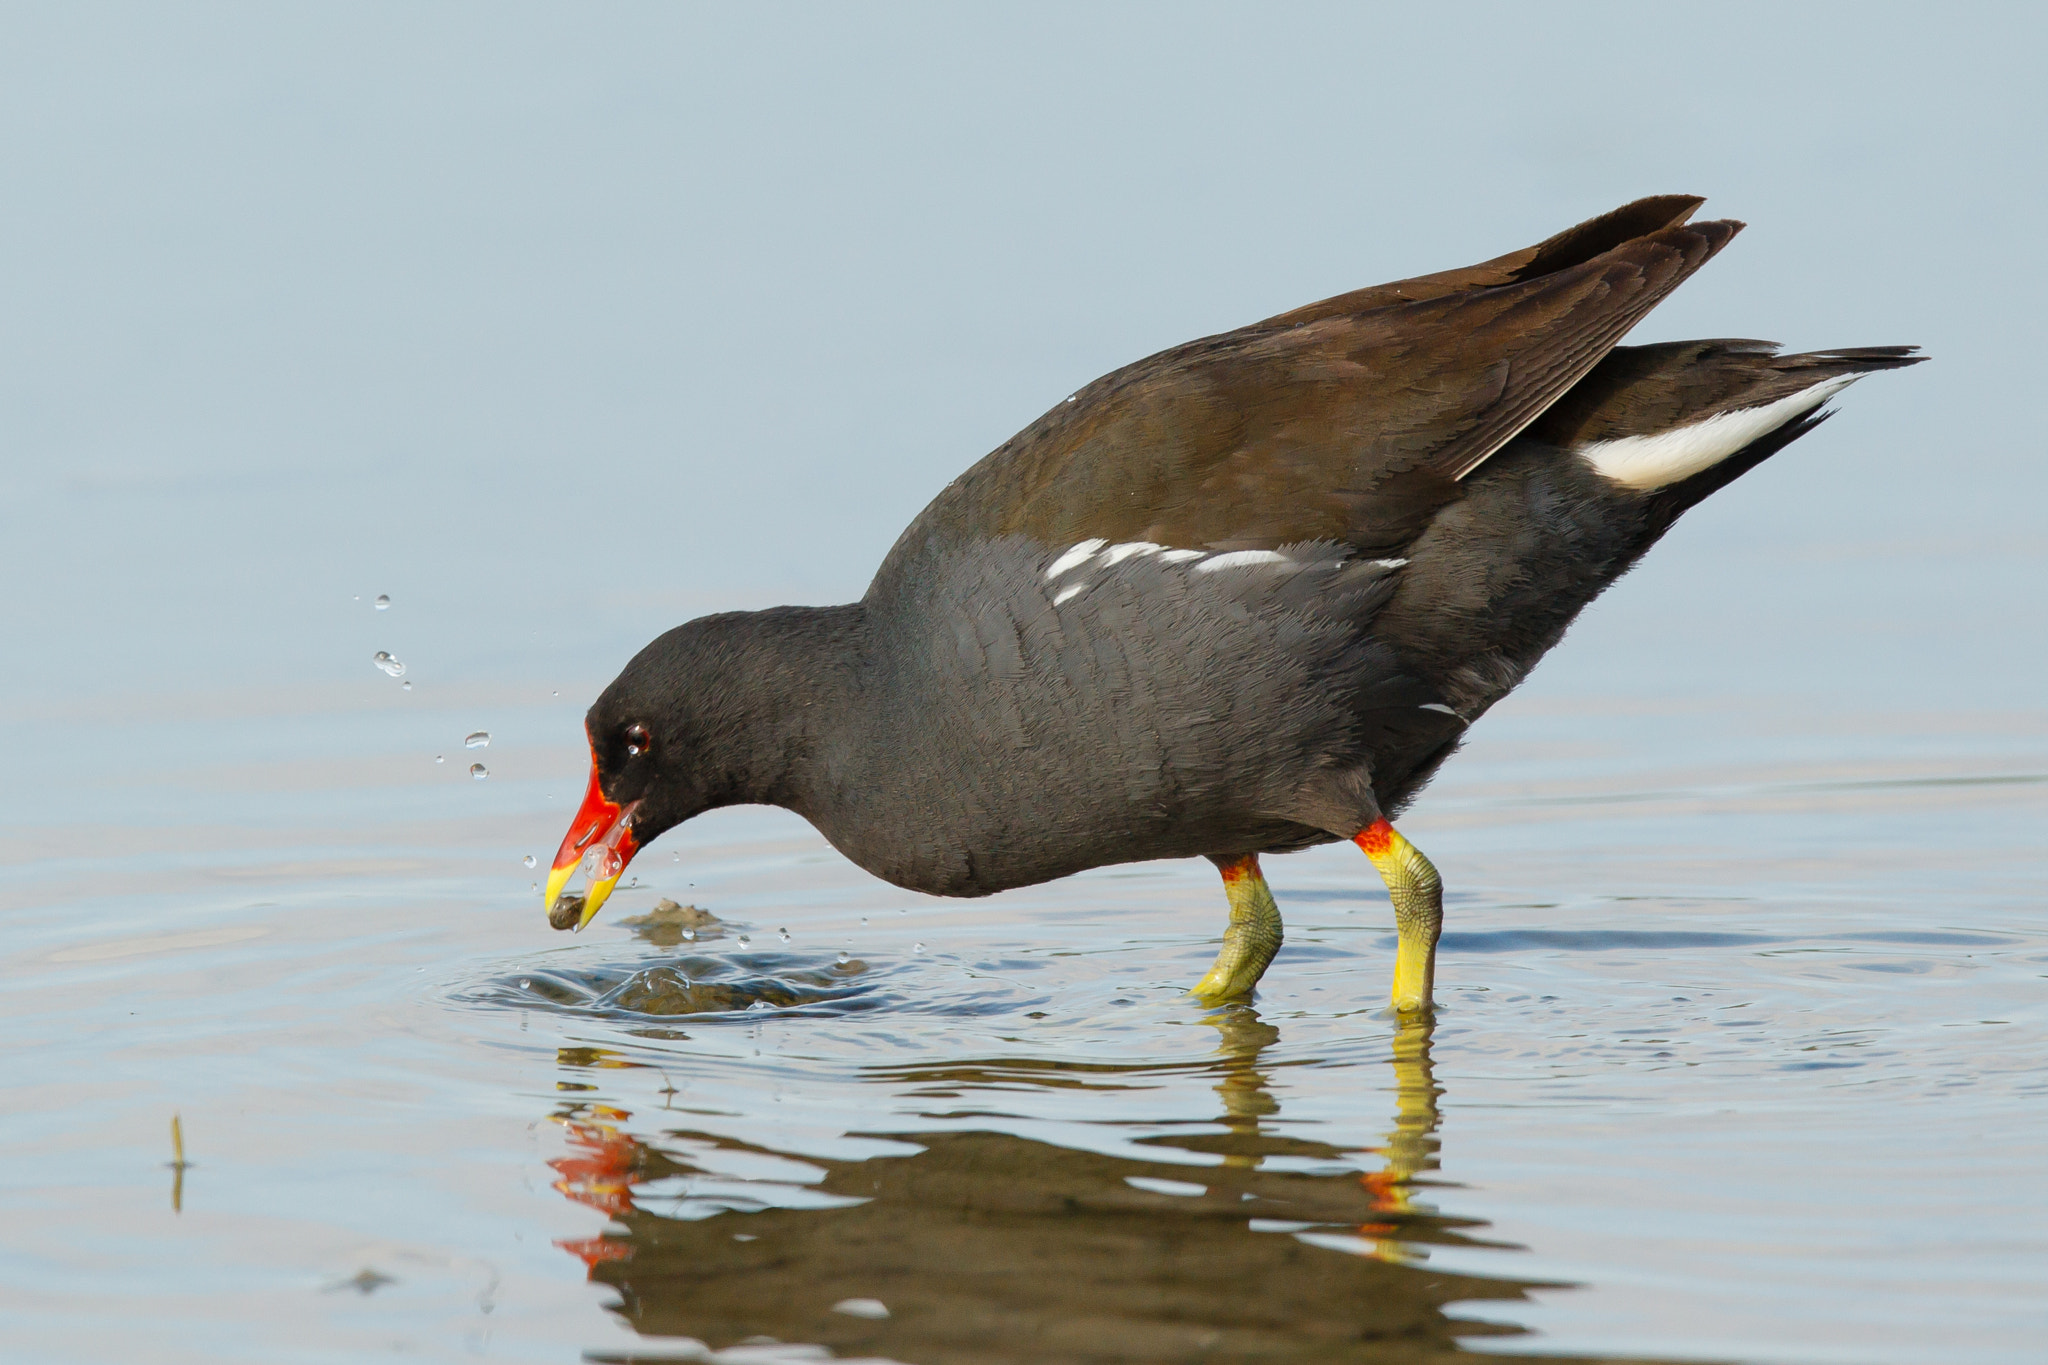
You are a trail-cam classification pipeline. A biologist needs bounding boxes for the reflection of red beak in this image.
[544,749,641,930]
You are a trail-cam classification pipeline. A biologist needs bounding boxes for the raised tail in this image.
[1527,339,1926,507]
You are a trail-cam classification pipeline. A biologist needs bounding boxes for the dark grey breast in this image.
[829,539,1423,894]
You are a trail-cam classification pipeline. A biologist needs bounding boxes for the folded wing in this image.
[878,196,1742,578]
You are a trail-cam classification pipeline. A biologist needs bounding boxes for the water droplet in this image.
[434,754,444,764]
[352,595,360,601]
[913,942,926,953]
[400,680,412,691]
[859,916,868,927]
[374,594,390,610]
[530,883,537,893]
[523,854,536,868]
[777,927,790,943]
[837,951,849,965]
[832,1297,890,1321]
[625,877,639,889]
[899,908,909,915]
[736,935,751,949]
[373,651,405,677]
[551,690,559,698]
[465,731,490,749]
[681,928,695,942]
[671,851,679,862]
[520,978,530,989]
[469,763,488,780]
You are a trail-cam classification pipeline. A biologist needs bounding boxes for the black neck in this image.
[678,602,870,812]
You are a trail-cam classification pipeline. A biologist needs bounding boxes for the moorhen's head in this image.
[541,618,762,929]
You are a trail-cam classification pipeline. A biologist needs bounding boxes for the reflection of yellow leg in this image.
[1200,1004,1280,1177]
[1201,1005,1281,1125]
[1360,1014,1441,1262]
[1354,820,1443,1014]
[1383,1015,1441,1190]
[1191,854,1283,1003]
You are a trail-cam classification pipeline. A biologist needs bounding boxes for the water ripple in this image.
[460,952,889,1021]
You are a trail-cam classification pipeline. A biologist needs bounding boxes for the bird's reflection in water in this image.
[544,1015,1627,1364]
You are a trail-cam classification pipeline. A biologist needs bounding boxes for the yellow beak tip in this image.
[576,876,619,930]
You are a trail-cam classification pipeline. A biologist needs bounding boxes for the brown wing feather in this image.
[878,201,1741,575]
[1259,193,1705,327]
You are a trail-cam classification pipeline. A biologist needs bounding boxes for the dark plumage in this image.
[546,195,1922,1010]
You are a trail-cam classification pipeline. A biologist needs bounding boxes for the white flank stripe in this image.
[1045,539,1106,579]
[1051,582,1089,606]
[1578,375,1860,491]
[1100,541,1162,566]
[1157,548,1206,563]
[1193,549,1290,573]
[1418,703,1459,716]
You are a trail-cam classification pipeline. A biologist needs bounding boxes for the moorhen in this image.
[544,195,1921,1012]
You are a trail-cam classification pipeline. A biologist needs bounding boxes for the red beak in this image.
[544,747,641,930]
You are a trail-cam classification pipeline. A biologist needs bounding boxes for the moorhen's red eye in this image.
[624,724,653,757]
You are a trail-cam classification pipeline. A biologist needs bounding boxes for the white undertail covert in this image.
[1577,375,1860,491]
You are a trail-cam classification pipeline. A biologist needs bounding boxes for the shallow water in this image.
[4,677,2043,1363]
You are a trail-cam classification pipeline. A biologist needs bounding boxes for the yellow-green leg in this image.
[1191,854,1283,1003]
[1354,819,1442,1014]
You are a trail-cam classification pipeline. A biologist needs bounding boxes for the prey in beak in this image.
[544,756,642,931]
